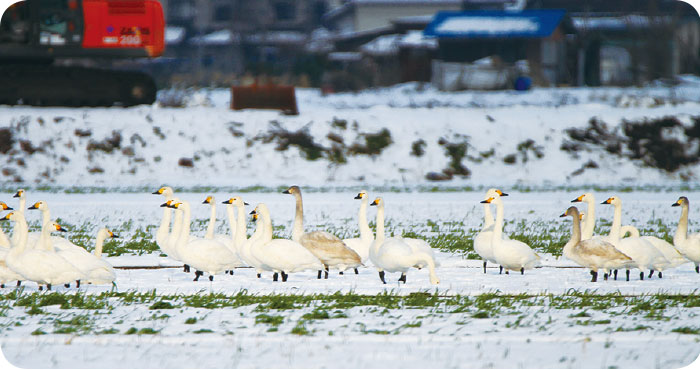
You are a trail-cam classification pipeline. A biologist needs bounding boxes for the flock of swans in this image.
[0,186,699,290]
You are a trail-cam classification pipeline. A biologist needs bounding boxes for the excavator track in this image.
[0,64,157,107]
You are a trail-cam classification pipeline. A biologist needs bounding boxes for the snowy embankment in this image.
[1,77,700,188]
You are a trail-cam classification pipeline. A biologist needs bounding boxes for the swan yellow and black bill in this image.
[1,212,13,220]
[54,224,68,232]
[108,230,119,238]
[249,209,257,215]
[28,201,41,210]
[252,213,258,221]
[495,190,508,196]
[672,197,685,207]
[0,202,12,211]
[559,212,567,217]
[13,190,23,198]
[370,198,381,206]
[222,198,233,204]
[480,197,495,204]
[152,187,166,195]
[601,197,613,204]
[354,193,364,199]
[571,195,584,203]
[169,202,182,209]
[202,196,213,204]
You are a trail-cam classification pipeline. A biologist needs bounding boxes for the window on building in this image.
[274,2,295,21]
[213,5,232,22]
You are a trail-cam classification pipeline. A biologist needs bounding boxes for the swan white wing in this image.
[8,250,85,284]
[642,236,688,268]
[676,237,700,263]
[494,239,540,270]
[179,239,238,275]
[300,231,361,268]
[574,239,635,269]
[256,239,323,273]
[342,237,371,264]
[213,234,246,267]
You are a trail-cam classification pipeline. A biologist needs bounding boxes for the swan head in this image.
[28,201,48,211]
[160,199,175,208]
[222,197,249,206]
[370,197,383,207]
[601,196,620,206]
[46,221,67,233]
[282,185,300,195]
[560,206,580,219]
[98,228,119,239]
[169,201,187,210]
[673,196,689,207]
[1,212,17,221]
[202,196,214,205]
[13,189,25,199]
[152,186,174,198]
[354,190,369,200]
[571,192,594,203]
[486,188,508,198]
[0,202,12,211]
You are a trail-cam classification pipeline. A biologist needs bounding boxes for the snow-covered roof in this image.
[424,10,567,38]
[246,31,307,45]
[360,34,401,56]
[165,26,185,45]
[398,30,438,49]
[189,29,239,45]
[572,15,672,31]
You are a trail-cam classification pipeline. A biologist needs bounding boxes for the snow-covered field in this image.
[1,190,700,368]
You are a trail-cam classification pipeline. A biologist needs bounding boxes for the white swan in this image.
[672,196,700,273]
[27,201,82,252]
[560,206,635,282]
[481,194,540,274]
[155,197,174,253]
[12,189,26,213]
[473,188,508,273]
[203,196,245,269]
[283,185,361,278]
[222,197,251,259]
[170,201,239,280]
[0,201,13,248]
[3,212,85,290]
[369,197,439,285]
[232,200,267,278]
[601,196,670,280]
[342,190,373,268]
[571,193,640,240]
[0,247,24,288]
[40,227,118,286]
[250,204,323,281]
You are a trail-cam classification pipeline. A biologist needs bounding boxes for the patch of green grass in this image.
[671,327,700,335]
[291,322,311,336]
[185,317,197,325]
[137,328,159,335]
[193,329,213,334]
[149,301,174,310]
[255,314,284,326]
[31,329,46,335]
[96,328,119,335]
[575,319,611,326]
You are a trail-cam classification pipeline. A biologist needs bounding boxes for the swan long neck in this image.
[262,208,273,244]
[224,204,236,242]
[39,222,54,252]
[10,217,29,254]
[492,199,504,245]
[205,202,216,239]
[565,212,582,255]
[375,202,386,244]
[358,197,372,241]
[483,203,494,227]
[41,208,50,228]
[609,202,622,242]
[583,199,595,239]
[0,225,10,248]
[292,193,304,242]
[675,203,689,245]
[156,207,172,240]
[178,203,192,246]
[235,204,247,248]
[19,197,25,214]
[171,209,183,242]
[94,232,107,258]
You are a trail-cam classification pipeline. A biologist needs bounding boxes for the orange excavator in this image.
[0,0,164,106]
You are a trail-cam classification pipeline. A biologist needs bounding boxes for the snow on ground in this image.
[1,190,700,368]
[1,78,700,188]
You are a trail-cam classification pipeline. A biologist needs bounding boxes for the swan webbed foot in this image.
[505,270,509,275]
[209,275,214,282]
[520,267,524,275]
[193,271,203,281]
[354,268,359,275]
[64,283,70,288]
[378,271,386,284]
[398,273,407,284]
[658,271,662,278]
[590,270,598,282]
[483,261,487,274]
[639,272,644,281]
[317,270,322,279]
[603,273,608,281]
[339,271,344,275]
[626,269,630,281]
[273,272,279,281]
[38,285,43,291]
[257,273,261,279]
[648,270,654,278]
[229,270,234,275]
[281,272,288,282]
[184,264,190,273]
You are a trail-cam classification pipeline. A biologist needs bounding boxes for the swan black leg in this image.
[696,265,699,273]
[639,272,644,281]
[483,261,487,274]
[184,264,190,273]
[378,271,386,284]
[317,270,322,279]
[520,267,524,275]
[649,270,654,278]
[39,285,43,291]
[273,272,279,282]
[193,271,203,281]
[64,283,70,288]
[499,266,503,275]
[257,273,261,278]
[626,269,630,281]
[230,270,234,275]
[76,280,80,288]
[209,275,213,282]
[590,270,598,282]
[281,272,288,282]
[339,271,344,275]
[505,270,509,275]
[354,268,359,274]
[614,270,618,280]
[658,271,662,278]
[324,265,329,279]
[398,273,407,284]
[16,281,21,287]
[0,284,3,288]
[47,284,51,291]
[603,273,609,281]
